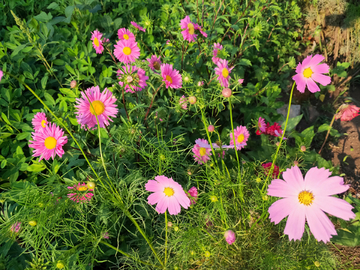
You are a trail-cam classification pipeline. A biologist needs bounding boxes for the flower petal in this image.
[312,73,331,86]
[267,179,298,198]
[304,167,332,194]
[302,55,313,68]
[283,202,306,241]
[315,196,355,220]
[282,166,304,192]
[309,54,325,66]
[155,196,169,214]
[168,196,181,215]
[306,78,321,93]
[147,192,164,205]
[145,180,160,192]
[305,205,336,243]
[293,73,306,93]
[268,198,294,224]
[312,63,330,74]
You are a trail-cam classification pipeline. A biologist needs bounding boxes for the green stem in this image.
[318,108,339,155]
[164,211,168,268]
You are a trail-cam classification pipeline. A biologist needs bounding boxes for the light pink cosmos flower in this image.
[32,112,48,132]
[179,95,187,110]
[10,222,21,233]
[160,64,182,89]
[212,43,223,65]
[75,86,118,130]
[91,30,104,54]
[67,182,94,203]
[335,104,360,121]
[145,175,190,215]
[293,54,331,93]
[192,138,212,164]
[238,79,244,85]
[29,123,68,162]
[114,40,140,64]
[215,59,234,87]
[117,28,135,42]
[147,55,162,71]
[267,166,355,243]
[229,126,249,150]
[0,70,3,81]
[117,65,149,93]
[131,21,146,32]
[224,230,236,245]
[188,186,198,205]
[258,117,266,133]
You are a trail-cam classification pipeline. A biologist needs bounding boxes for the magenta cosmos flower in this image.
[91,30,104,54]
[161,64,182,89]
[117,65,149,93]
[67,182,94,203]
[212,43,223,65]
[0,70,3,81]
[114,40,140,64]
[267,166,355,243]
[180,16,206,42]
[229,126,249,150]
[335,104,360,121]
[215,59,233,88]
[224,230,236,245]
[192,138,213,164]
[131,21,146,32]
[117,28,135,42]
[179,95,187,110]
[145,175,190,215]
[188,186,198,205]
[75,86,118,130]
[32,112,49,132]
[258,117,266,133]
[293,54,331,93]
[147,55,162,71]
[29,123,68,162]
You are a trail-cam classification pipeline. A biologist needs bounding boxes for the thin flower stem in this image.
[318,109,339,155]
[165,211,168,268]
[122,87,130,120]
[144,83,164,123]
[200,109,219,168]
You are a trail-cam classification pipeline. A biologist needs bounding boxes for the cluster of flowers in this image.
[256,117,285,138]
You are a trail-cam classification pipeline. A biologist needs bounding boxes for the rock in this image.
[277,104,301,125]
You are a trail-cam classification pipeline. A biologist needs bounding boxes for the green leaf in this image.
[281,114,303,132]
[1,159,7,169]
[65,65,76,75]
[16,132,31,140]
[1,113,12,126]
[239,59,252,66]
[54,59,65,65]
[47,2,59,9]
[65,6,75,18]
[34,12,53,23]
[16,146,24,156]
[11,44,26,58]
[41,75,48,89]
[44,93,56,106]
[60,88,77,98]
[27,163,46,172]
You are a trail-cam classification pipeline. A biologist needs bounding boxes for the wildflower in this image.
[224,230,236,245]
[188,186,198,205]
[212,43,223,65]
[180,16,198,42]
[335,104,360,121]
[32,112,48,132]
[208,125,215,132]
[145,175,190,215]
[114,40,140,63]
[174,226,179,232]
[160,64,182,89]
[229,126,249,150]
[265,122,286,139]
[117,28,135,42]
[102,232,110,239]
[257,117,266,133]
[222,87,232,98]
[75,86,118,130]
[215,59,233,87]
[117,65,149,93]
[131,21,146,32]
[29,123,67,162]
[56,262,65,269]
[29,221,37,227]
[204,251,211,257]
[87,182,96,189]
[147,55,162,71]
[262,162,280,178]
[167,222,173,227]
[0,70,3,81]
[179,95,188,110]
[210,195,218,202]
[197,81,204,87]
[192,138,212,164]
[267,166,355,243]
[67,182,94,203]
[189,96,197,104]
[166,40,171,45]
[293,54,331,93]
[238,79,244,85]
[91,30,104,54]
[10,222,21,233]
[70,80,77,88]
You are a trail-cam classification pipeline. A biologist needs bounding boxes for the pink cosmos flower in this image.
[160,64,182,89]
[32,112,49,132]
[229,126,249,150]
[215,59,234,87]
[29,123,68,162]
[117,28,135,42]
[238,79,244,85]
[117,65,149,93]
[131,21,146,32]
[0,70,3,81]
[224,230,236,245]
[114,40,140,64]
[180,16,198,42]
[188,186,198,205]
[147,55,162,71]
[179,95,187,110]
[67,182,94,203]
[192,138,212,164]
[10,222,21,233]
[262,162,281,178]
[335,104,360,121]
[198,26,207,38]
[212,43,223,65]
[145,175,191,215]
[267,166,355,243]
[91,30,104,54]
[75,86,118,130]
[293,54,331,93]
[258,117,266,133]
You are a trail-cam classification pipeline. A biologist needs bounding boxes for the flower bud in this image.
[300,146,306,152]
[87,182,96,189]
[222,88,232,98]
[224,230,236,245]
[29,220,37,227]
[56,262,65,269]
[70,80,77,88]
[294,161,299,166]
[188,96,197,104]
[208,125,215,132]
[167,222,173,227]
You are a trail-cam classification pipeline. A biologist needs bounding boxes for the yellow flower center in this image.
[94,37,100,47]
[298,190,314,206]
[123,34,129,40]
[222,68,229,78]
[90,100,105,116]
[164,187,175,197]
[44,136,57,149]
[123,47,132,55]
[188,23,195,35]
[41,120,47,128]
[237,134,245,143]
[303,67,313,78]
[199,147,207,156]
[166,75,173,84]
[153,61,160,70]
[259,123,262,128]
[77,186,88,192]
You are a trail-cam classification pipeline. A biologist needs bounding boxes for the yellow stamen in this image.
[90,100,105,116]
[188,23,195,35]
[41,120,47,128]
[77,186,88,192]
[123,47,132,55]
[123,34,129,40]
[164,187,175,197]
[44,136,57,149]
[94,37,100,47]
[259,123,262,128]
[166,75,173,84]
[298,190,314,206]
[222,68,229,78]
[199,147,207,156]
[303,67,313,78]
[237,134,245,143]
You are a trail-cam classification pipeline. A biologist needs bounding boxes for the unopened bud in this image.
[188,96,197,104]
[70,80,77,88]
[222,88,232,98]
[300,146,306,152]
[208,125,215,132]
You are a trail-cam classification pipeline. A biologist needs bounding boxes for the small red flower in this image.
[262,162,280,178]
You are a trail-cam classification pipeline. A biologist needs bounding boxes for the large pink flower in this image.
[75,86,118,130]
[212,43,223,65]
[131,21,146,32]
[293,54,331,93]
[215,59,233,87]
[335,104,360,121]
[67,182,94,203]
[117,65,149,93]
[160,64,182,89]
[145,175,190,215]
[147,55,162,71]
[267,166,355,243]
[114,40,140,64]
[29,123,68,161]
[180,16,198,42]
[91,30,104,54]
[229,126,249,150]
[117,28,135,42]
[32,112,49,132]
